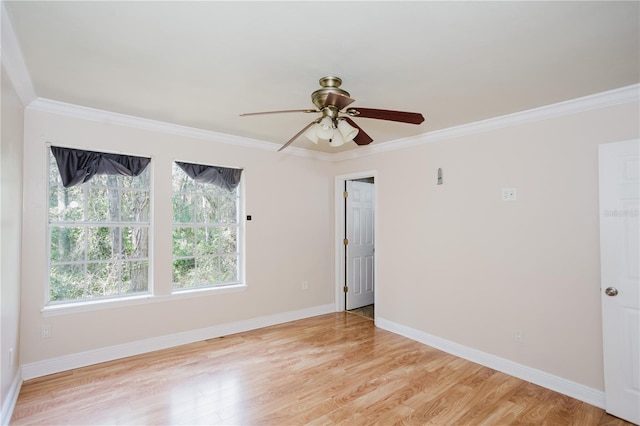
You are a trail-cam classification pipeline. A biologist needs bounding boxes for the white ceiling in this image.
[4,1,639,153]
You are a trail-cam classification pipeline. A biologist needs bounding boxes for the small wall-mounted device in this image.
[246,215,252,221]
[437,168,443,185]
[502,188,517,201]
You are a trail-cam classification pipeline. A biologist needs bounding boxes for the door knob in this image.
[605,287,619,296]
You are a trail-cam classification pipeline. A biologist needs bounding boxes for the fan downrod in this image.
[311,76,351,110]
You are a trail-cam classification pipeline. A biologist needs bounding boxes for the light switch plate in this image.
[502,188,517,201]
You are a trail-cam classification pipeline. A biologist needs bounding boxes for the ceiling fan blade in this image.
[346,108,425,124]
[325,92,356,110]
[240,109,318,117]
[277,121,317,152]
[343,117,374,146]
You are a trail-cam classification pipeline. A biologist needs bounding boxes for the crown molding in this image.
[1,1,37,106]
[27,98,334,161]
[25,82,639,164]
[332,83,640,162]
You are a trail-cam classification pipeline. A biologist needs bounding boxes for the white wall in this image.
[333,100,640,391]
[19,108,334,367]
[1,66,24,422]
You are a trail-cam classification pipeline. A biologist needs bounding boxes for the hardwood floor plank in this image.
[11,313,634,425]
[449,374,523,424]
[542,393,585,425]
[406,382,478,424]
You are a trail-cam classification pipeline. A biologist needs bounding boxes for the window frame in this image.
[170,160,245,292]
[45,145,153,306]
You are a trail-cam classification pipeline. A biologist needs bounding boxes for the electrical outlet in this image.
[9,348,14,367]
[502,188,517,201]
[41,324,51,339]
[514,328,523,343]
[301,280,309,290]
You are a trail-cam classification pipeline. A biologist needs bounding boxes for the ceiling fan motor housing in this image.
[311,76,351,110]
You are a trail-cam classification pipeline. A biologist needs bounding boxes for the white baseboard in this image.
[1,369,22,426]
[376,317,605,409]
[21,303,335,381]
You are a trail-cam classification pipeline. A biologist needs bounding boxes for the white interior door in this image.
[346,180,375,310]
[599,139,640,425]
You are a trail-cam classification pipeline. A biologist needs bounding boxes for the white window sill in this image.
[41,284,248,317]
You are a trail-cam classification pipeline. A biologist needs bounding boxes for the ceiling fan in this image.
[240,76,425,152]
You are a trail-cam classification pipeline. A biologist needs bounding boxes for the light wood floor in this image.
[11,313,632,425]
[348,304,374,320]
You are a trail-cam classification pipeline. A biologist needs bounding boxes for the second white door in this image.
[346,180,375,310]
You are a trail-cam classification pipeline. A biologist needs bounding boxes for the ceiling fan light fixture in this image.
[304,125,320,143]
[316,117,334,140]
[329,130,345,147]
[338,119,359,142]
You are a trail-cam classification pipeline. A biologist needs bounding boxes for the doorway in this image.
[334,171,377,319]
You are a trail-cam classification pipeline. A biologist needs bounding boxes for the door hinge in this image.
[343,238,348,245]
[343,286,349,293]
[343,191,348,198]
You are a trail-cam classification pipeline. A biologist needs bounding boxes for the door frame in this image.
[334,170,378,313]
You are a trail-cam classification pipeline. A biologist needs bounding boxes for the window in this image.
[48,147,151,304]
[172,161,243,290]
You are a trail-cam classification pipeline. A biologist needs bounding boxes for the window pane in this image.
[172,193,195,223]
[196,257,219,285]
[173,258,195,289]
[172,164,198,192]
[50,226,86,262]
[196,227,218,255]
[122,261,149,293]
[121,190,150,222]
[50,264,85,301]
[49,153,63,187]
[86,262,117,298]
[220,255,238,283]
[49,186,84,222]
[220,227,237,253]
[86,188,111,221]
[87,227,115,260]
[173,227,195,257]
[218,196,238,224]
[122,226,149,259]
[88,174,109,187]
[197,195,217,224]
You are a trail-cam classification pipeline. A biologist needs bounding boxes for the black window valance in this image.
[175,161,242,192]
[51,146,151,188]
